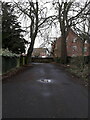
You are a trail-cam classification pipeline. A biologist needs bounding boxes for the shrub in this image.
[0,48,20,57]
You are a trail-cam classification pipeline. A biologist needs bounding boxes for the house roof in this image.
[33,48,47,52]
[55,29,81,41]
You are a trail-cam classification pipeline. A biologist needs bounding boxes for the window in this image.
[84,47,87,52]
[66,36,69,42]
[72,54,77,57]
[72,46,77,51]
[85,40,88,44]
[73,37,77,42]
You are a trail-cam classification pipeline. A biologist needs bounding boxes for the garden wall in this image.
[2,56,26,74]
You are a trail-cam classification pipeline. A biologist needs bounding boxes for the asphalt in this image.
[2,63,88,118]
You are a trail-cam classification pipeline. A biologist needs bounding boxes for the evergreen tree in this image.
[2,2,27,54]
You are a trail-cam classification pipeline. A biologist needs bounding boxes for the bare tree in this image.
[73,1,90,67]
[14,0,56,63]
[52,0,90,64]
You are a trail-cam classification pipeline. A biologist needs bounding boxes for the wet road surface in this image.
[2,63,88,118]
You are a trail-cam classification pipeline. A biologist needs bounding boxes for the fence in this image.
[2,56,27,74]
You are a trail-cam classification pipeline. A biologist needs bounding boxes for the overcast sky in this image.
[2,0,60,49]
[2,0,88,51]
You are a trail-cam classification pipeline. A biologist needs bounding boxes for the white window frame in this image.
[72,46,77,51]
[73,37,77,42]
[85,40,88,44]
[84,47,87,52]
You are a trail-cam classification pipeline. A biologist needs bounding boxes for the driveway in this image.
[2,63,88,118]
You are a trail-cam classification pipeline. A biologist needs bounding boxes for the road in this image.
[2,63,88,118]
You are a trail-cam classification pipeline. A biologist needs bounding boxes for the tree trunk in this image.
[60,35,67,64]
[60,20,67,64]
[26,1,38,64]
[27,36,35,64]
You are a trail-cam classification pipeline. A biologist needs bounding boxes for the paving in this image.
[2,63,88,118]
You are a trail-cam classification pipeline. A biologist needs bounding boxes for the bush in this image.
[69,56,89,81]
[0,49,20,73]
[0,48,20,57]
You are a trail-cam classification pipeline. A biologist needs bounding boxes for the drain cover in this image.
[38,79,52,83]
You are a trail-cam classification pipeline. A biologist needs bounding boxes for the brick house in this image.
[52,29,90,57]
[32,48,48,57]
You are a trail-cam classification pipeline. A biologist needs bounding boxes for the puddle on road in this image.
[37,79,52,83]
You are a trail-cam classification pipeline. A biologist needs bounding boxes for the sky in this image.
[2,0,60,50]
[2,0,88,52]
